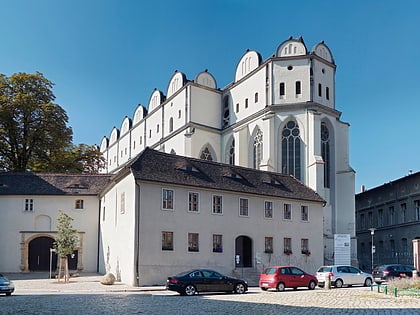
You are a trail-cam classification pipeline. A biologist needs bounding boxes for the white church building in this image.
[100,36,356,268]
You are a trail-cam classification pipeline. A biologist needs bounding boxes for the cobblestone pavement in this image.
[1,273,420,315]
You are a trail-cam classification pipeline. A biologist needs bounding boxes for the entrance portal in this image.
[235,235,252,267]
[28,236,57,271]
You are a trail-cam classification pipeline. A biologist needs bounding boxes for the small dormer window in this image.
[75,199,84,209]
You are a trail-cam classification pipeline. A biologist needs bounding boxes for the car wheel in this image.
[184,284,196,296]
[308,280,316,290]
[6,292,11,296]
[234,283,246,294]
[334,279,343,288]
[364,278,373,287]
[260,287,268,291]
[276,282,286,292]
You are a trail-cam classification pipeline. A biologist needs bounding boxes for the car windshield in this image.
[317,267,332,272]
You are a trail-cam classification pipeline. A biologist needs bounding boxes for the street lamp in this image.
[368,228,376,272]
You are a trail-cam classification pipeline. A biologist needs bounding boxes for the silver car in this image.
[316,265,373,288]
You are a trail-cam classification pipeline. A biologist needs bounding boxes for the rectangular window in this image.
[401,203,407,223]
[318,83,322,97]
[120,192,125,214]
[415,200,420,221]
[102,206,106,221]
[213,234,223,253]
[245,98,248,108]
[280,82,285,96]
[360,213,365,229]
[162,231,174,251]
[326,87,330,100]
[389,206,395,225]
[25,199,34,212]
[295,81,301,95]
[75,199,84,210]
[378,209,384,227]
[236,103,239,113]
[212,195,223,214]
[254,92,259,103]
[264,201,273,219]
[265,237,273,253]
[188,192,199,212]
[283,203,292,220]
[239,198,249,217]
[284,237,292,254]
[301,238,310,254]
[188,233,199,252]
[139,136,142,145]
[162,189,174,210]
[301,205,308,221]
[368,211,373,227]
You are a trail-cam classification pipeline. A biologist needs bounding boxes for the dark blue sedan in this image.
[0,274,14,296]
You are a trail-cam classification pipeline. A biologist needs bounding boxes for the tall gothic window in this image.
[226,138,235,165]
[200,147,213,161]
[253,129,263,169]
[321,123,330,188]
[222,96,230,128]
[281,120,301,180]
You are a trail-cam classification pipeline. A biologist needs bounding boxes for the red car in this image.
[259,266,317,291]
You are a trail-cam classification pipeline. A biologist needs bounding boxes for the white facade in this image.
[100,37,356,265]
[98,149,325,286]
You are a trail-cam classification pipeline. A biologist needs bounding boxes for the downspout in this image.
[134,181,141,286]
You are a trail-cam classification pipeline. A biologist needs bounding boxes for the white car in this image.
[316,265,373,288]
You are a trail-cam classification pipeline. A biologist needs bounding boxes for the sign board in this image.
[334,234,351,265]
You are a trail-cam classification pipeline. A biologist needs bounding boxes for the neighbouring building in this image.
[356,171,420,271]
[0,173,111,273]
[99,148,325,286]
[100,36,356,265]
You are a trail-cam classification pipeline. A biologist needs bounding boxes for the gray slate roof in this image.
[0,173,112,196]
[127,148,325,204]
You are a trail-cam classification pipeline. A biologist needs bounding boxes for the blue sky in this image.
[1,0,419,191]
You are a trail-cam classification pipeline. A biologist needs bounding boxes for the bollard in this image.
[413,270,419,279]
[384,285,387,295]
[393,288,397,297]
[324,274,331,290]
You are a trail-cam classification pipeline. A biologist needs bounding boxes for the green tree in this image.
[53,211,78,283]
[0,72,73,172]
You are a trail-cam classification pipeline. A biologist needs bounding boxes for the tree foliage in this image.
[53,211,78,257]
[0,72,105,173]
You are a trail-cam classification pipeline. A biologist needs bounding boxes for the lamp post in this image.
[368,228,376,272]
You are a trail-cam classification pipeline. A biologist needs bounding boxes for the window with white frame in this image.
[24,199,34,212]
[75,199,84,210]
[212,195,223,214]
[213,234,223,253]
[239,198,249,217]
[265,236,273,253]
[188,233,199,252]
[162,231,173,251]
[264,201,273,219]
[283,203,292,220]
[162,189,174,210]
[301,205,308,221]
[188,192,199,212]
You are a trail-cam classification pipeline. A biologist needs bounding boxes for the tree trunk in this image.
[57,256,70,283]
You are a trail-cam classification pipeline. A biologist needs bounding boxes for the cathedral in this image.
[99,36,356,267]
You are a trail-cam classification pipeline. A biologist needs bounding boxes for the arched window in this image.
[321,123,330,188]
[200,147,213,161]
[253,129,263,169]
[222,96,230,128]
[226,138,235,165]
[281,120,301,180]
[169,117,174,132]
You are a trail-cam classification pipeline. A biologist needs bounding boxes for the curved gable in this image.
[167,70,187,98]
[148,89,165,111]
[235,49,262,82]
[276,36,308,57]
[312,41,335,64]
[133,105,147,124]
[109,127,120,145]
[194,70,217,89]
[120,116,132,136]
[100,136,109,152]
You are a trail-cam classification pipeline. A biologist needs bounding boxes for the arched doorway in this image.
[29,236,57,271]
[235,235,252,267]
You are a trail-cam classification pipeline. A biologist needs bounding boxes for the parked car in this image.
[259,266,317,291]
[0,274,14,296]
[316,265,372,288]
[372,264,419,284]
[166,269,248,296]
